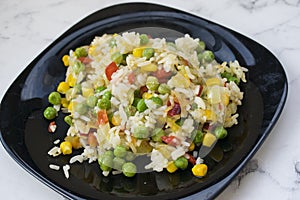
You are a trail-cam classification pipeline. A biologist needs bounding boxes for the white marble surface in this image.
[0,0,299,199]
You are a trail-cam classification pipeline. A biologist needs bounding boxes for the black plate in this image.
[0,3,287,200]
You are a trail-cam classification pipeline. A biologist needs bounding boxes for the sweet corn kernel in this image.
[60,141,72,155]
[188,142,195,151]
[61,98,69,108]
[140,63,158,72]
[206,77,221,86]
[68,101,76,113]
[204,110,217,121]
[167,161,178,173]
[166,118,180,132]
[64,136,82,149]
[82,87,94,97]
[192,163,208,177]
[133,47,144,57]
[57,82,70,94]
[111,114,121,126]
[88,46,96,56]
[142,92,153,99]
[62,55,69,67]
[202,132,217,147]
[222,92,230,106]
[66,74,77,87]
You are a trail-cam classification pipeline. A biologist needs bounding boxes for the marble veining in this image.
[0,0,299,199]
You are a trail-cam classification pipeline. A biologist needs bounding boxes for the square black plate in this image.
[0,3,287,200]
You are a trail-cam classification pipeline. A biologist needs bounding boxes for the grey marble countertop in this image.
[0,0,299,199]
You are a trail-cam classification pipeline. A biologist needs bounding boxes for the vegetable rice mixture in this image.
[45,32,247,178]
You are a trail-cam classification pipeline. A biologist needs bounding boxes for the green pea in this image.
[136,99,148,112]
[43,107,57,120]
[113,157,126,170]
[74,102,88,115]
[104,150,114,158]
[72,61,85,74]
[139,34,149,45]
[146,76,159,91]
[157,83,171,94]
[125,151,135,161]
[122,162,137,177]
[95,86,106,93]
[86,95,98,108]
[151,128,166,142]
[214,126,228,139]
[102,91,112,100]
[150,96,163,106]
[97,98,111,110]
[64,115,73,126]
[48,91,61,105]
[202,50,215,63]
[196,41,206,53]
[114,145,127,158]
[174,156,188,170]
[74,47,88,58]
[133,125,150,139]
[111,52,123,65]
[191,130,204,144]
[142,48,155,60]
[98,154,113,171]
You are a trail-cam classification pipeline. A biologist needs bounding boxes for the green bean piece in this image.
[202,50,215,63]
[64,115,73,126]
[48,91,61,105]
[221,72,240,85]
[74,47,88,58]
[111,52,123,65]
[150,96,163,106]
[74,102,88,115]
[191,130,204,144]
[43,107,57,120]
[142,48,155,60]
[114,145,127,158]
[174,157,188,170]
[157,83,171,94]
[86,95,98,108]
[95,86,106,93]
[151,128,166,142]
[122,162,137,177]
[214,126,228,139]
[132,97,141,107]
[113,157,126,170]
[139,34,149,45]
[133,125,150,139]
[102,91,112,100]
[97,98,111,110]
[98,153,113,171]
[136,99,148,112]
[146,76,159,91]
[196,41,206,53]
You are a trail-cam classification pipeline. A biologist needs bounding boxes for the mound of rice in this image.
[47,32,247,177]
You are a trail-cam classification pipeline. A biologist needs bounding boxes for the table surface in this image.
[0,0,299,199]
